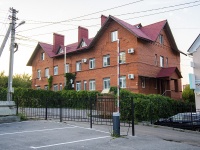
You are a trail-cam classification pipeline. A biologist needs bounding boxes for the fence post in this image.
[190,103,193,130]
[131,97,135,136]
[16,96,18,115]
[45,98,48,120]
[60,98,63,122]
[90,96,92,128]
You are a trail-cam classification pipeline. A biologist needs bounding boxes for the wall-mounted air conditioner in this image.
[128,74,134,79]
[128,48,134,54]
[82,58,87,63]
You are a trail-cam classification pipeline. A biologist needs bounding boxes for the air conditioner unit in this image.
[39,77,41,80]
[190,61,195,68]
[82,58,87,63]
[128,48,134,54]
[128,74,134,79]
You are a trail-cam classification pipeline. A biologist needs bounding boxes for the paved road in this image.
[0,120,200,150]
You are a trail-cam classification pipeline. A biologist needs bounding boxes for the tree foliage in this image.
[0,71,31,88]
[182,85,195,103]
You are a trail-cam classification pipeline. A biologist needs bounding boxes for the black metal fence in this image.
[16,95,132,127]
[15,95,200,131]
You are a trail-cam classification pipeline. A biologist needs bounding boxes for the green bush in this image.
[119,90,194,122]
[0,87,7,100]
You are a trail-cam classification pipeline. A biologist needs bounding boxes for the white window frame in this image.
[119,52,126,64]
[53,84,58,91]
[60,83,62,90]
[76,82,81,91]
[80,41,87,47]
[45,68,49,77]
[76,61,82,71]
[41,52,45,60]
[89,58,95,69]
[58,48,63,54]
[103,55,110,67]
[120,76,126,88]
[159,34,163,44]
[65,64,69,73]
[54,66,58,75]
[160,56,164,67]
[111,30,118,42]
[84,81,87,90]
[44,85,48,90]
[36,86,41,90]
[37,69,41,78]
[89,80,96,91]
[103,78,110,90]
[141,77,145,88]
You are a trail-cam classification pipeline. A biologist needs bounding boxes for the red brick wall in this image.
[31,20,182,99]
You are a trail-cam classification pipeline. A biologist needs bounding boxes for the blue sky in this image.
[0,0,200,85]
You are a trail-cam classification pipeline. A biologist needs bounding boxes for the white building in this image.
[188,34,200,111]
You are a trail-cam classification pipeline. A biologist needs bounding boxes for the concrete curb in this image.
[0,116,20,124]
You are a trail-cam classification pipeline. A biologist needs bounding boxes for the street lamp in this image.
[7,19,25,101]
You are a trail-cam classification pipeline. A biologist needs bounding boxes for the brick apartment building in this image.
[27,15,184,99]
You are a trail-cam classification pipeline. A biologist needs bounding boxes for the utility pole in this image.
[7,8,17,101]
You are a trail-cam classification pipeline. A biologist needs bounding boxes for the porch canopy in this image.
[156,67,182,79]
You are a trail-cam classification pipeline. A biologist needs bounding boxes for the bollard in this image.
[113,112,120,136]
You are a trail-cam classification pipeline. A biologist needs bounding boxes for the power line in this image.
[17,0,144,33]
[26,3,200,38]
[17,0,199,32]
[27,24,100,37]
[59,0,200,22]
[124,3,200,20]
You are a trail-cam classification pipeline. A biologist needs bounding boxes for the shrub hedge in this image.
[0,87,195,122]
[119,89,195,122]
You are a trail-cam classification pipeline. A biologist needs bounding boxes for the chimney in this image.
[53,33,64,53]
[101,15,107,26]
[78,26,88,44]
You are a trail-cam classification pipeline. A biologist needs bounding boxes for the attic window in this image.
[159,34,164,44]
[80,41,87,47]
[111,31,118,42]
[41,52,45,60]
[58,47,64,54]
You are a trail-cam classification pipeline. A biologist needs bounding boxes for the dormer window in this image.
[80,41,87,47]
[58,47,64,54]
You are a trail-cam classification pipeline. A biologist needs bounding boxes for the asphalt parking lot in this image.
[0,120,200,150]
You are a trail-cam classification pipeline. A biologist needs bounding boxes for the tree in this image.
[0,71,8,88]
[182,85,195,103]
[0,71,31,88]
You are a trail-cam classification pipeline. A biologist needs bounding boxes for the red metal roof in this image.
[27,15,183,66]
[156,67,182,78]
[140,20,167,41]
[111,16,152,41]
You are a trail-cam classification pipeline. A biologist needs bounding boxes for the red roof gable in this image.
[111,16,152,41]
[140,20,166,41]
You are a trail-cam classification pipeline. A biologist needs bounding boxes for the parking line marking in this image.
[30,136,110,149]
[0,127,76,136]
[67,124,110,134]
[0,121,31,125]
